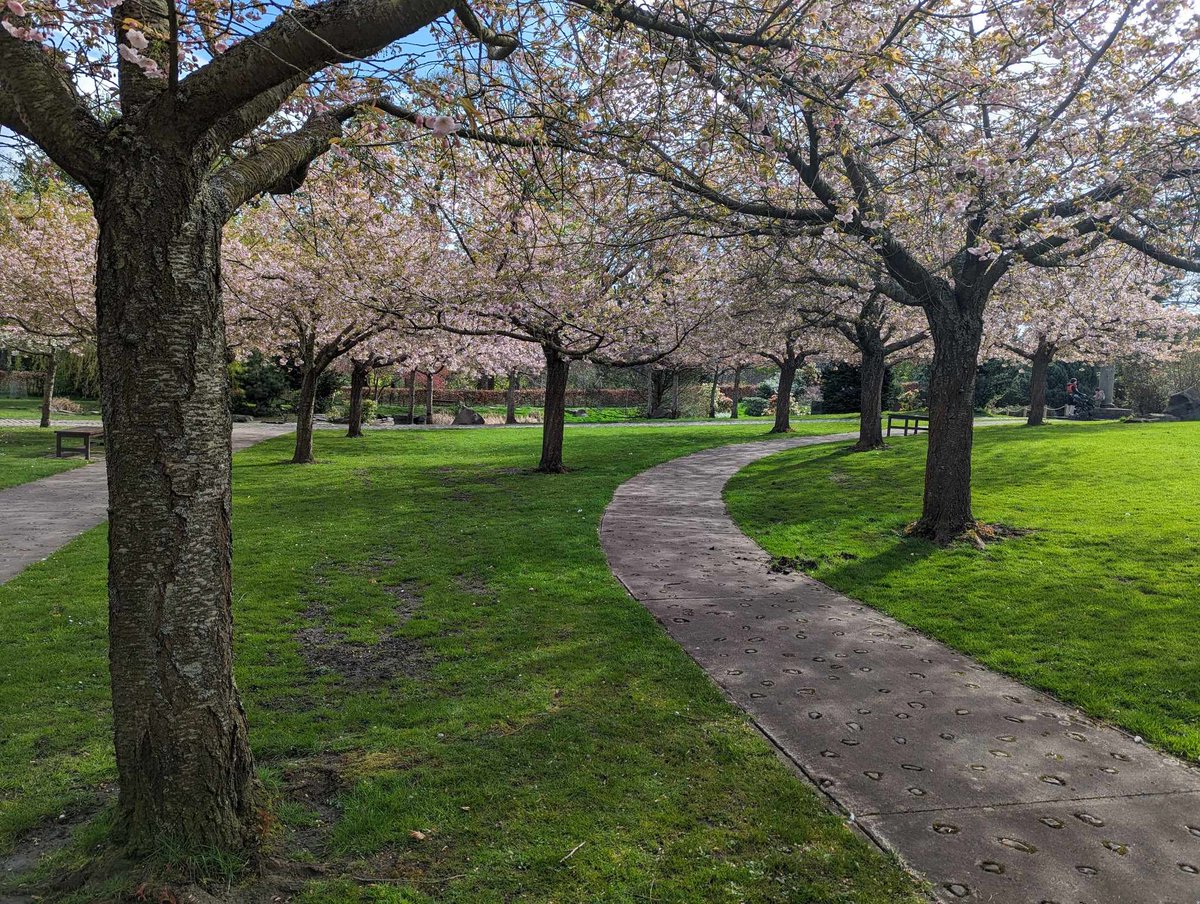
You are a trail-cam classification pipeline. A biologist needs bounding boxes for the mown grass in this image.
[0,428,90,490]
[1,420,923,903]
[726,421,1200,760]
[0,397,102,422]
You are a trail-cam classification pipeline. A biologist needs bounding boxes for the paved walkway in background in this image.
[0,423,293,584]
[601,433,1200,904]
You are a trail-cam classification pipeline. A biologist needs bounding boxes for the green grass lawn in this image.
[0,428,90,490]
[0,397,103,422]
[726,421,1200,761]
[1,420,921,903]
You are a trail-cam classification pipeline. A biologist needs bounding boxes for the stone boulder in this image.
[453,407,486,426]
[1165,388,1200,421]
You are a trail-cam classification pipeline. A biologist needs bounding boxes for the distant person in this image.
[1093,386,1106,407]
[1065,379,1079,417]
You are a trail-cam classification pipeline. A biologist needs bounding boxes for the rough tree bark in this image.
[505,371,519,424]
[292,365,322,463]
[1026,339,1054,427]
[95,175,253,851]
[770,351,799,434]
[39,351,57,429]
[539,345,570,472]
[730,366,741,419]
[910,295,986,543]
[854,346,887,451]
[347,361,370,438]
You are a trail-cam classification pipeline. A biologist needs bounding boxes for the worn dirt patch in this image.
[297,562,428,688]
[1,797,108,890]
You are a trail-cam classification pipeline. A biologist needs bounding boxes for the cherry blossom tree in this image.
[0,181,95,426]
[453,0,1200,540]
[752,238,930,448]
[0,0,548,847]
[408,157,718,470]
[715,273,839,434]
[986,250,1196,425]
[224,156,438,463]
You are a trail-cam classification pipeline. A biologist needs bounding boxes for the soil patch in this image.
[297,562,428,688]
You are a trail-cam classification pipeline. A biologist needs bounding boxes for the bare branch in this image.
[172,0,456,141]
[0,32,106,188]
[453,1,518,60]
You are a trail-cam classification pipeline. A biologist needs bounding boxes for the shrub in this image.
[231,351,290,416]
[742,396,769,416]
[755,381,774,399]
[361,399,378,421]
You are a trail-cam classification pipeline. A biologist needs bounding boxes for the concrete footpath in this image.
[601,432,1200,904]
[0,423,292,584]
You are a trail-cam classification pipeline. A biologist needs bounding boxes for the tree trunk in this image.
[1098,363,1116,407]
[347,362,369,438]
[709,366,720,418]
[292,366,321,463]
[424,372,434,422]
[671,370,680,418]
[853,347,887,451]
[505,371,518,425]
[538,346,570,473]
[730,366,741,419]
[911,298,985,544]
[40,351,58,429]
[94,177,254,852]
[770,357,798,433]
[645,367,655,418]
[1026,341,1054,427]
[407,371,417,422]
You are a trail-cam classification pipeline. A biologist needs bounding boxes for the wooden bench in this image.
[55,427,105,460]
[885,413,929,437]
[396,396,461,424]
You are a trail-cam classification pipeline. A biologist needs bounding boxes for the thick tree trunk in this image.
[730,366,741,419]
[292,366,321,463]
[407,371,417,422]
[347,362,369,438]
[853,347,887,451]
[40,351,57,429]
[505,371,518,425]
[911,298,985,544]
[538,346,570,473]
[671,370,680,418]
[424,372,434,422]
[94,177,254,852]
[1026,342,1054,427]
[770,358,798,433]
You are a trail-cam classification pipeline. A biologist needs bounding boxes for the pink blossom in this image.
[5,1,25,16]
[429,115,460,136]
[125,27,148,50]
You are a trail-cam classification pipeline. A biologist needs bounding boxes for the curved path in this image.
[601,433,1200,904]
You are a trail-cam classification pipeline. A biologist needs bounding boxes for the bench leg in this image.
[84,435,91,460]
[56,434,62,458]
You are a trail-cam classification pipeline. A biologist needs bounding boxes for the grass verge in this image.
[0,428,90,490]
[726,421,1200,760]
